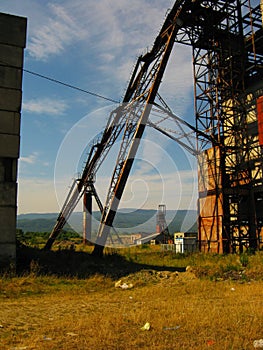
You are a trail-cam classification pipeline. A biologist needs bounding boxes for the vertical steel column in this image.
[83,190,92,244]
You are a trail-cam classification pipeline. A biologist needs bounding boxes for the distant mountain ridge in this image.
[17,209,197,234]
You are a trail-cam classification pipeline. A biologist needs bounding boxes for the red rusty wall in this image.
[198,146,223,253]
[198,193,223,253]
[257,96,263,146]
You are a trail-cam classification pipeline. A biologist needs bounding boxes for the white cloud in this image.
[18,152,53,180]
[23,98,68,115]
[28,3,87,60]
[24,0,193,115]
[20,152,38,164]
[158,45,194,118]
[26,1,177,71]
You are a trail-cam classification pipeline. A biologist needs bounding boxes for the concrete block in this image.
[0,111,20,135]
[0,43,24,68]
[0,134,20,158]
[0,206,16,226]
[0,182,17,206]
[11,159,17,181]
[0,158,18,182]
[0,65,22,89]
[0,207,16,242]
[0,207,16,252]
[0,160,4,181]
[0,228,16,243]
[0,12,26,269]
[0,13,27,48]
[0,87,22,111]
[0,243,16,267]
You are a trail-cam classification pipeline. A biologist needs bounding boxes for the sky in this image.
[2,0,197,215]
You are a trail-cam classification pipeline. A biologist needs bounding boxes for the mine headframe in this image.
[175,0,263,252]
[45,0,263,255]
[156,204,172,244]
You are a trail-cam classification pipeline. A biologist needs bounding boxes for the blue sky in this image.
[2,0,197,214]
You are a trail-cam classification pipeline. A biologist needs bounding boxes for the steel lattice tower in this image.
[45,0,263,255]
[176,0,263,252]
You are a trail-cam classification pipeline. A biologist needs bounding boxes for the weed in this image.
[240,252,249,267]
[29,260,40,276]
[140,244,150,250]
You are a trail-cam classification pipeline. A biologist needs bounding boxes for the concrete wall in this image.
[0,13,27,268]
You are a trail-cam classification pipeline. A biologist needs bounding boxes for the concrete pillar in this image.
[0,13,27,268]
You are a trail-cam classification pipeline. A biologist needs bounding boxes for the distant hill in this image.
[18,213,59,220]
[17,209,197,234]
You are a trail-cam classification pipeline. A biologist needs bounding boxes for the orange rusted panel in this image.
[198,194,223,253]
[198,146,224,253]
[257,96,263,146]
[198,146,221,192]
[199,194,223,218]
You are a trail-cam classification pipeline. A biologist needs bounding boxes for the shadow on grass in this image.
[16,243,186,279]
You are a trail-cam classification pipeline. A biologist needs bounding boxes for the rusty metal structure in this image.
[156,204,171,243]
[44,0,263,255]
[177,0,263,253]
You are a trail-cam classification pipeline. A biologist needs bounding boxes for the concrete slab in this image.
[0,209,16,242]
[0,13,27,48]
[0,87,22,112]
[0,243,16,266]
[0,182,17,206]
[0,65,23,89]
[0,111,20,135]
[0,158,18,182]
[0,44,24,68]
[0,134,20,158]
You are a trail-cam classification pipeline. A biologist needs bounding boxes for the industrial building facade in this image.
[0,13,27,267]
[182,1,263,253]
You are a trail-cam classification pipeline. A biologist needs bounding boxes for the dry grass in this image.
[0,246,263,349]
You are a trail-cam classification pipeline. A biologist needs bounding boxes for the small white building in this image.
[174,232,184,253]
[174,232,197,253]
